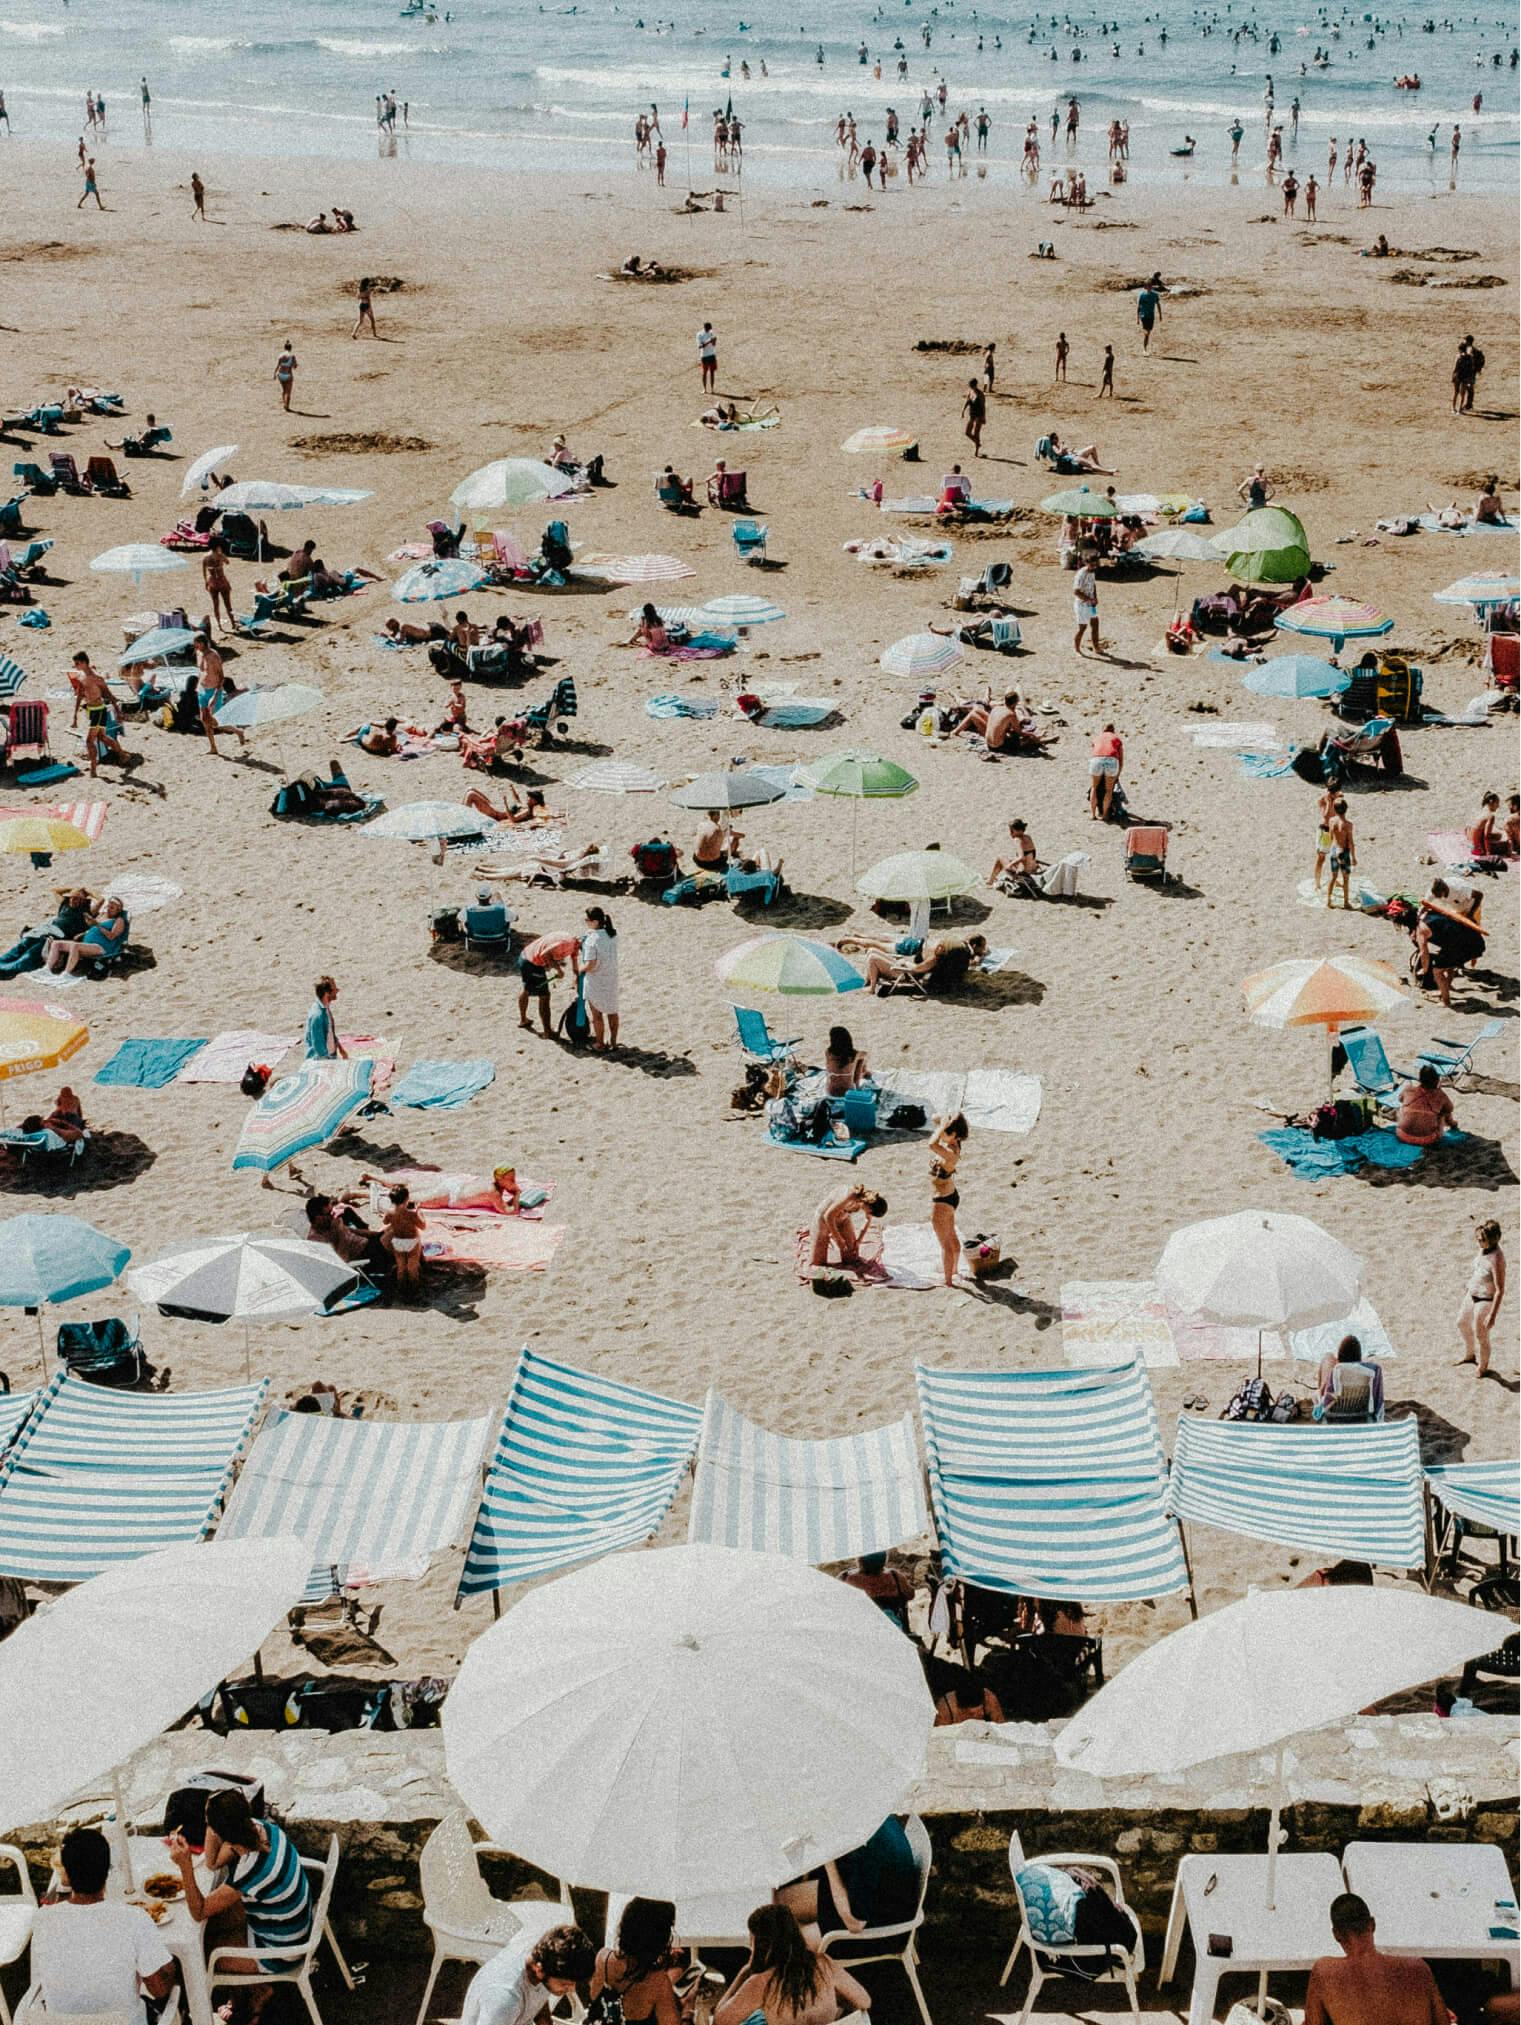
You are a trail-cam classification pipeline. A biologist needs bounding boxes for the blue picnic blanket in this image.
[389,1058,495,1111]
[94,1037,208,1088]
[1258,1125,1471,1178]
[1238,748,1299,779]
[646,692,719,719]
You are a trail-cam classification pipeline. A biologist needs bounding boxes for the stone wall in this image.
[11,1716,1516,1956]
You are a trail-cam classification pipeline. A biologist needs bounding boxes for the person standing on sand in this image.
[1228,116,1243,161]
[1098,343,1114,397]
[928,1112,969,1288]
[1282,168,1298,215]
[982,341,996,391]
[1456,1220,1505,1379]
[655,139,665,185]
[1088,721,1122,815]
[1450,124,1460,174]
[351,276,377,339]
[1054,330,1069,382]
[190,171,206,219]
[304,975,348,1061]
[1451,337,1473,414]
[77,155,103,209]
[1323,797,1356,908]
[0,92,9,133]
[1304,173,1318,221]
[201,538,234,634]
[961,377,985,455]
[1136,280,1161,352]
[1073,565,1101,658]
[696,319,717,393]
[275,340,297,411]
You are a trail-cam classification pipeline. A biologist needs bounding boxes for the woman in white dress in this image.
[580,905,621,1050]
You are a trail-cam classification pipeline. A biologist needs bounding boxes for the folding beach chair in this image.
[731,1004,798,1065]
[1000,1829,1143,2023]
[1339,1024,1410,1104]
[11,462,55,497]
[1417,1017,1503,1087]
[1315,1360,1384,1425]
[0,497,24,538]
[55,1315,146,1388]
[3,700,49,765]
[461,900,512,955]
[48,452,90,495]
[1122,826,1171,884]
[725,862,784,908]
[84,456,130,499]
[732,519,768,565]
[707,468,749,508]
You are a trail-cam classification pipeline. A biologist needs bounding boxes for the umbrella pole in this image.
[37,1305,48,1375]
[113,1767,135,1890]
[243,1319,252,1384]
[1265,1737,1286,1912]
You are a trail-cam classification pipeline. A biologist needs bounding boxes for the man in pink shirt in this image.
[1089,722,1123,820]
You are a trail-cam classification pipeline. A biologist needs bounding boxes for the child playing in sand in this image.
[383,1185,426,1299]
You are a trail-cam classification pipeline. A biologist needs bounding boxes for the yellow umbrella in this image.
[0,998,89,1092]
[0,817,91,857]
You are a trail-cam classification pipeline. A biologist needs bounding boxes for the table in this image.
[1344,1840,1519,1984]
[122,1835,215,2025]
[1159,1852,1343,2025]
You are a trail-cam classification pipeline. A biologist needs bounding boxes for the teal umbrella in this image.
[232,1060,374,1176]
[0,1212,131,1369]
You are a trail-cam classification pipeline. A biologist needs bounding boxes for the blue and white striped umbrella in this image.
[392,558,489,603]
[700,593,787,625]
[118,626,198,669]
[1424,1459,1520,1538]
[0,1213,129,1308]
[879,630,964,679]
[232,1060,373,1174]
[1432,571,1519,610]
[0,655,27,700]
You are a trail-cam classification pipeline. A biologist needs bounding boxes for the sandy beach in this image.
[1,138,1516,1682]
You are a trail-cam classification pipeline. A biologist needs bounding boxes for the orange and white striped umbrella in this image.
[0,999,89,1085]
[1242,954,1407,1034]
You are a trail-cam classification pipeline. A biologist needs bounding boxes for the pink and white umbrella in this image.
[573,552,696,585]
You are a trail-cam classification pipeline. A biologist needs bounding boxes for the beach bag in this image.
[1016,1863,1083,1947]
[809,1269,853,1297]
[888,1102,926,1130]
[1224,1376,1274,1422]
[239,1065,270,1098]
[558,978,591,1048]
[1311,1096,1370,1141]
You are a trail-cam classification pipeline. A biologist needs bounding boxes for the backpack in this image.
[558,979,591,1048]
[1311,1096,1371,1141]
[1224,1375,1274,1422]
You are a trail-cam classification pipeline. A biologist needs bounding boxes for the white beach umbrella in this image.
[0,1536,311,1861]
[879,630,965,679]
[89,545,189,590]
[1156,1210,1363,1374]
[128,1232,356,1324]
[857,850,978,904]
[1055,1588,1502,1924]
[700,593,787,625]
[214,481,372,511]
[450,458,575,514]
[213,682,324,730]
[365,801,494,864]
[574,553,696,585]
[1133,529,1221,564]
[180,444,239,497]
[443,1543,933,1900]
[568,762,666,794]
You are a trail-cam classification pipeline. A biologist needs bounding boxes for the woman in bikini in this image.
[382,1185,427,1301]
[463,784,564,825]
[202,538,234,634]
[928,1112,969,1287]
[589,1898,683,2025]
[715,1905,868,2025]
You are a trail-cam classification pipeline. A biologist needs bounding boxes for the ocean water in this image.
[1,0,1516,194]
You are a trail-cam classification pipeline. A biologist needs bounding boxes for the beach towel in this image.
[94,1037,208,1088]
[1295,874,1386,910]
[873,1068,968,1121]
[17,610,49,628]
[646,692,719,719]
[425,1215,564,1272]
[1415,513,1517,536]
[1427,831,1518,874]
[768,1127,866,1161]
[389,1059,495,1112]
[1061,1280,1180,1369]
[755,701,836,729]
[1290,1297,1397,1366]
[1258,1125,1432,1178]
[879,496,939,516]
[177,1030,298,1083]
[366,1171,553,1219]
[962,1069,1042,1135]
[103,873,182,914]
[339,1036,395,1090]
[1190,720,1280,750]
[1238,748,1300,779]
[977,947,1019,974]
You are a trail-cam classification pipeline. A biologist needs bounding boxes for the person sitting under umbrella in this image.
[1395,1064,1457,1147]
[169,1786,313,2016]
[464,1922,597,2025]
[31,1826,175,2022]
[589,1898,684,2025]
[1315,1333,1387,1416]
[1304,1891,1446,2025]
[693,810,742,870]
[715,1905,871,2025]
[834,931,988,994]
[775,1817,920,1947]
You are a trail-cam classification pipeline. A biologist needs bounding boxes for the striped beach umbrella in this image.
[1274,597,1393,654]
[574,553,696,584]
[700,593,786,625]
[0,999,88,1085]
[841,426,916,455]
[1432,571,1519,611]
[802,751,919,799]
[879,631,964,679]
[1244,953,1407,1034]
[392,558,489,603]
[232,1059,374,1175]
[716,935,865,997]
[364,800,492,843]
[568,762,666,794]
[129,1232,358,1379]
[450,458,575,513]
[0,801,109,844]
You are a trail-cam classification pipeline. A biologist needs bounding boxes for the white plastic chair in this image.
[998,1829,1143,2023]
[16,1993,180,2024]
[0,1844,37,2025]
[207,1832,353,2025]
[818,1814,934,2025]
[415,1811,573,2025]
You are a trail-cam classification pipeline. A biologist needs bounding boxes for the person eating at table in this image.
[167,1785,313,2015]
[1304,1891,1447,2025]
[32,1825,175,2024]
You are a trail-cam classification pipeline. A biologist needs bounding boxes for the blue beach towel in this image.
[17,610,50,629]
[768,1128,866,1162]
[1415,513,1517,537]
[16,763,81,788]
[1238,747,1299,779]
[389,1058,496,1111]
[94,1037,208,1088]
[646,693,719,720]
[1258,1126,1442,1179]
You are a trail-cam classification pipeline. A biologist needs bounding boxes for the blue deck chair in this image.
[55,1315,146,1388]
[1340,1024,1411,1103]
[1418,1018,1502,1086]
[0,496,25,537]
[725,863,783,908]
[732,519,768,565]
[462,900,512,954]
[12,462,56,497]
[731,1004,799,1065]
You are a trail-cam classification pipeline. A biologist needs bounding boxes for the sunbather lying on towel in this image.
[463,784,564,826]
[381,617,435,646]
[361,1165,524,1214]
[835,931,989,994]
[357,718,401,756]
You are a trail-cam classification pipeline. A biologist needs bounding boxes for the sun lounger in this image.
[0,1124,86,1169]
[0,497,25,538]
[732,518,768,565]
[1123,825,1172,884]
[731,1004,798,1065]
[12,462,56,498]
[48,452,90,496]
[661,870,727,906]
[1416,1017,1503,1086]
[84,456,130,499]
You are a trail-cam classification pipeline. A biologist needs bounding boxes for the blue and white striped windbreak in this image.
[217,1406,494,1601]
[916,1359,1187,1603]
[1167,1416,1425,1569]
[0,1371,268,1582]
[457,1347,702,1600]
[1424,1459,1519,1541]
[687,1390,927,1564]
[0,657,27,701]
[0,1389,37,1453]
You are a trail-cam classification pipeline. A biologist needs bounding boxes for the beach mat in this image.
[339,1035,395,1090]
[1414,514,1518,536]
[1189,720,1281,750]
[94,1037,207,1088]
[177,1030,298,1083]
[1427,831,1517,873]
[425,1215,564,1272]
[103,873,183,914]
[389,1059,495,1111]
[769,1130,866,1161]
[1238,748,1299,779]
[1258,1125,1432,1178]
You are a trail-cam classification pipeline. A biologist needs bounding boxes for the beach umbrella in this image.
[1040,486,1117,517]
[1054,1589,1501,1930]
[574,553,696,585]
[117,625,199,669]
[1432,571,1519,611]
[89,545,189,590]
[716,935,865,997]
[1214,505,1311,586]
[443,1542,933,1900]
[180,443,238,496]
[231,1059,373,1176]
[214,481,371,511]
[1274,596,1393,655]
[699,593,786,625]
[128,1233,358,1381]
[0,1536,310,1865]
[841,426,917,455]
[0,999,88,1088]
[857,850,978,904]
[669,770,786,812]
[450,458,575,514]
[392,558,489,603]
[879,631,965,680]
[1115,491,1192,517]
[1133,529,1221,564]
[1243,953,1407,1034]
[364,799,493,863]
[802,750,919,871]
[1242,654,1350,699]
[0,1212,129,1368]
[0,652,28,700]
[569,762,666,794]
[0,816,89,858]
[1156,1209,1364,1365]
[214,682,324,730]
